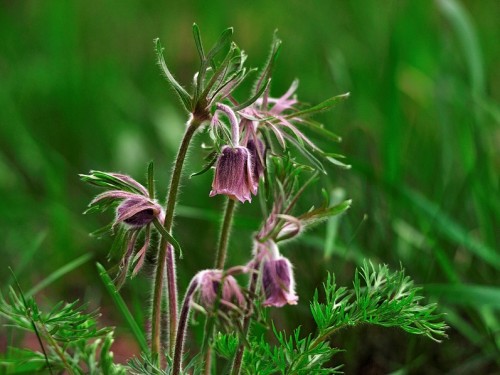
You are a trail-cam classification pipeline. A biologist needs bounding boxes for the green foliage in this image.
[0,283,125,374]
[127,353,168,375]
[213,332,240,360]
[310,261,448,343]
[210,262,446,374]
[80,171,147,196]
[239,328,341,375]
[97,263,148,353]
[2,1,499,372]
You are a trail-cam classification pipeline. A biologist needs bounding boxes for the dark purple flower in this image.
[196,270,246,310]
[262,256,298,307]
[210,145,256,203]
[253,240,298,308]
[116,196,162,228]
[246,138,266,189]
[85,172,163,285]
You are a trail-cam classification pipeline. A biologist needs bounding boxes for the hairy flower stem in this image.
[230,263,260,375]
[172,279,199,375]
[151,117,203,357]
[215,198,237,269]
[202,198,237,374]
[216,103,240,146]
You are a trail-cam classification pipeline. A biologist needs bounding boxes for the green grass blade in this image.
[437,0,484,95]
[7,231,47,285]
[26,253,93,297]
[324,188,346,259]
[425,284,500,309]
[402,187,500,269]
[96,263,148,353]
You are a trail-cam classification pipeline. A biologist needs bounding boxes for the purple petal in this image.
[210,146,255,203]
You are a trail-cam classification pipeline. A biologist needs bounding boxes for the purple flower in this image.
[253,241,298,308]
[116,196,162,228]
[246,138,266,189]
[210,145,256,203]
[195,270,246,311]
[89,190,163,231]
[262,256,298,307]
[84,172,163,286]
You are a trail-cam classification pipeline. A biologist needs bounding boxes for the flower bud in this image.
[210,145,256,203]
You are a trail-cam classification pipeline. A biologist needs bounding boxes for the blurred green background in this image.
[1,0,499,373]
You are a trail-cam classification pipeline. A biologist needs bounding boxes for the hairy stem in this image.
[203,198,237,373]
[172,278,199,375]
[216,103,240,146]
[215,198,237,269]
[151,117,203,357]
[230,262,260,375]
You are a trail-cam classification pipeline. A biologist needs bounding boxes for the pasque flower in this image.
[209,103,257,203]
[82,171,164,287]
[195,269,246,311]
[116,196,162,228]
[210,145,255,203]
[254,241,298,308]
[262,256,298,307]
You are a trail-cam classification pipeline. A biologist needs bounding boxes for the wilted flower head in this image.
[195,270,246,311]
[210,145,256,203]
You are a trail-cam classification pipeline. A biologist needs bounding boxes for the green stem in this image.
[230,263,259,375]
[309,326,342,350]
[37,322,74,375]
[151,117,203,357]
[215,198,237,269]
[202,198,237,373]
[172,278,199,375]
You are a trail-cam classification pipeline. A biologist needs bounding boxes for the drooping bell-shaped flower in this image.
[253,240,298,308]
[210,145,255,203]
[195,270,246,311]
[262,256,298,307]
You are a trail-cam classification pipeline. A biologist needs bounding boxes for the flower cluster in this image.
[81,27,352,374]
